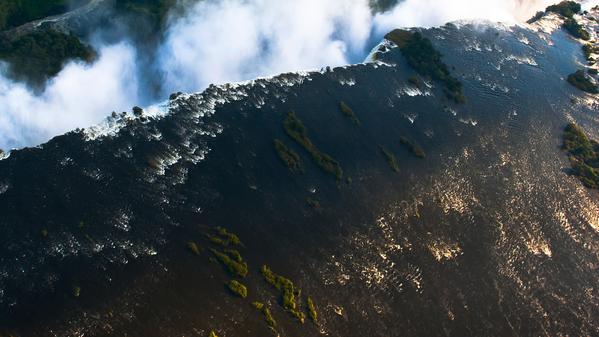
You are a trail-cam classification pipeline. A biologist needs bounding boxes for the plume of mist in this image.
[0,43,139,149]
[373,0,556,33]
[0,0,567,150]
[158,0,373,94]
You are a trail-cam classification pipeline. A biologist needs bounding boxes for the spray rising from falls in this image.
[0,0,570,150]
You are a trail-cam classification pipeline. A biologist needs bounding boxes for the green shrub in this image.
[206,234,227,246]
[562,123,599,189]
[206,226,243,247]
[252,301,277,328]
[284,111,343,180]
[0,29,95,84]
[260,265,305,323]
[385,30,465,103]
[546,1,581,18]
[582,44,599,60]
[379,146,400,172]
[306,197,321,210]
[216,226,243,246]
[274,139,302,173]
[224,249,243,263]
[400,136,426,158]
[0,0,88,31]
[563,19,591,40]
[72,286,81,298]
[408,75,423,88]
[307,297,318,323]
[339,101,361,125]
[186,241,201,255]
[211,249,248,277]
[567,70,599,93]
[227,280,248,298]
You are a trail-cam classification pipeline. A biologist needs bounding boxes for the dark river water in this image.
[1,11,599,337]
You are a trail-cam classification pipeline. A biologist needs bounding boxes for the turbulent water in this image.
[1,9,599,337]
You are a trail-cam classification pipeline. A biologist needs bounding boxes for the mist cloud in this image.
[373,0,556,32]
[158,0,373,94]
[0,0,573,150]
[0,43,139,149]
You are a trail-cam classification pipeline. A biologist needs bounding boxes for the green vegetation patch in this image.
[339,101,361,125]
[252,302,277,328]
[211,249,248,277]
[307,297,318,324]
[284,111,343,180]
[400,136,426,158]
[563,19,591,40]
[224,249,243,263]
[274,139,302,173]
[306,197,321,210]
[562,123,599,188]
[216,226,242,246]
[206,226,243,247]
[261,265,305,323]
[408,75,423,88]
[567,70,599,93]
[186,241,202,255]
[546,1,581,18]
[583,44,599,62]
[0,29,95,84]
[385,29,465,103]
[379,146,400,172]
[0,0,88,31]
[227,280,248,298]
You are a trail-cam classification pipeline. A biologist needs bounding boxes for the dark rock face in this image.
[1,10,599,337]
